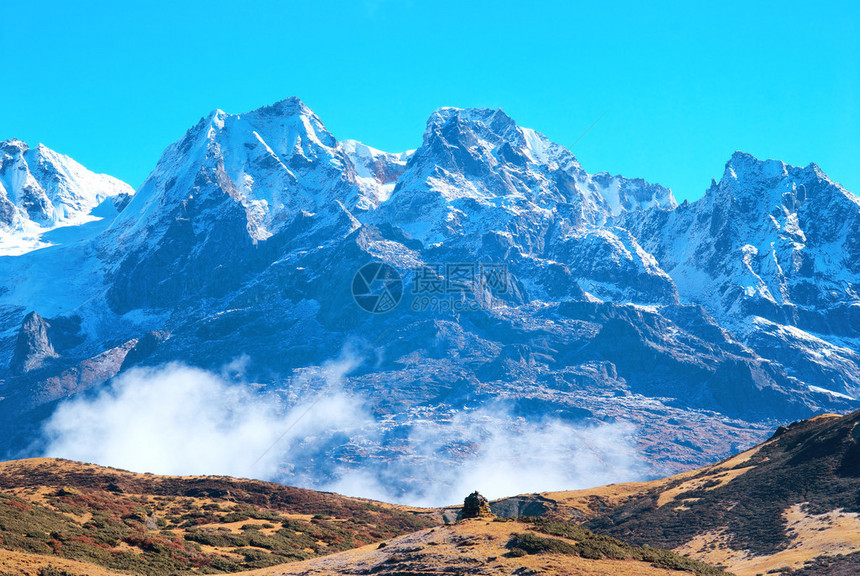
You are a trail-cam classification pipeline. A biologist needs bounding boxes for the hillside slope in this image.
[237,517,729,576]
[523,410,860,575]
[0,458,434,575]
[0,459,732,576]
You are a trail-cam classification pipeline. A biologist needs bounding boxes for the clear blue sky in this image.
[1,1,857,201]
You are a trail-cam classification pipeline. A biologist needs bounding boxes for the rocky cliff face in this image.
[9,312,58,374]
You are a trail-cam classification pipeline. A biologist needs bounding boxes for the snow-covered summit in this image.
[0,139,134,255]
[101,97,410,311]
[718,151,857,209]
[374,105,672,247]
[107,96,364,250]
[419,106,590,187]
[359,106,680,303]
[623,150,860,395]
[592,173,677,216]
[627,150,860,308]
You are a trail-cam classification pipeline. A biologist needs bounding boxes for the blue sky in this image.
[1,1,857,201]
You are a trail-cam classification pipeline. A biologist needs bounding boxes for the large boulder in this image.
[462,491,494,519]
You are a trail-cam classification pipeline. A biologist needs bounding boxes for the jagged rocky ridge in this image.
[0,97,858,498]
[621,153,860,397]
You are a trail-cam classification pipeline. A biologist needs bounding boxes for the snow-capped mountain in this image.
[374,106,647,245]
[0,139,133,255]
[368,106,679,303]
[0,98,858,498]
[102,98,398,312]
[622,151,860,398]
[107,98,356,247]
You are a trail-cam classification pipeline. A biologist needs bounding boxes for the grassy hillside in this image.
[7,410,854,576]
[0,458,435,575]
[0,458,733,576]
[558,411,860,576]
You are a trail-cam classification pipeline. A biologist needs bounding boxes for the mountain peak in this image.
[591,173,677,214]
[106,96,352,260]
[0,141,134,254]
[0,138,29,153]
[248,96,313,120]
[724,150,789,182]
[10,311,58,374]
[721,151,841,189]
[191,98,319,142]
[426,106,510,126]
[203,108,227,127]
[423,106,521,145]
[715,151,860,209]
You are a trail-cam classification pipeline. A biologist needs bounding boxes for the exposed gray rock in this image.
[10,312,58,374]
[490,495,557,519]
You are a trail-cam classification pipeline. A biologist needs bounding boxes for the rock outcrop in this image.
[462,491,494,519]
[10,312,58,374]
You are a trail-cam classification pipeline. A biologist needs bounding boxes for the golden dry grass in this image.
[542,415,860,576]
[541,442,767,518]
[0,457,439,574]
[543,478,676,518]
[235,519,701,576]
[0,458,431,515]
[675,503,860,576]
[0,547,128,576]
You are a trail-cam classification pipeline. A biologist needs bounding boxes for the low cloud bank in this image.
[42,361,370,480]
[42,362,648,507]
[326,408,646,507]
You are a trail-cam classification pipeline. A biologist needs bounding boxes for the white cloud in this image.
[42,361,371,480]
[326,406,648,507]
[42,360,649,508]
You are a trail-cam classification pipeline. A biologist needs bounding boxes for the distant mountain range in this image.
[1,97,858,499]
